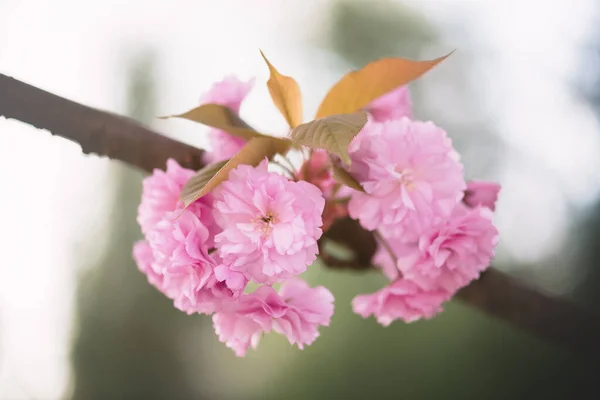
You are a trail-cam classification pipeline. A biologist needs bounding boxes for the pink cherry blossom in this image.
[132,240,165,291]
[213,265,247,293]
[297,150,336,196]
[206,130,247,163]
[200,76,254,163]
[212,310,263,357]
[348,118,466,241]
[137,159,195,235]
[212,279,334,356]
[149,208,241,315]
[464,180,501,211]
[397,205,499,293]
[297,150,349,230]
[200,75,254,112]
[352,278,449,325]
[366,85,412,122]
[272,278,335,348]
[213,160,325,284]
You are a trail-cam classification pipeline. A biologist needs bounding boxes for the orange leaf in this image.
[260,50,303,128]
[315,52,452,118]
[289,112,368,165]
[161,103,261,140]
[180,136,291,207]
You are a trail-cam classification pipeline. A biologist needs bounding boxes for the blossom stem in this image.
[374,230,401,276]
[332,195,351,204]
[279,153,297,173]
[270,160,296,179]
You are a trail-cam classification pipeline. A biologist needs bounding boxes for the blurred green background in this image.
[1,0,600,399]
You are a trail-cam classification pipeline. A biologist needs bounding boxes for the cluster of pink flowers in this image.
[346,88,500,325]
[133,76,500,356]
[134,157,333,356]
[134,75,333,356]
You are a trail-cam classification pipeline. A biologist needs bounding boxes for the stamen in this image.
[253,212,277,236]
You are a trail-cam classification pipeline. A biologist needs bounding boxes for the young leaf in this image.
[315,52,452,118]
[289,112,368,165]
[332,165,364,192]
[260,50,303,128]
[180,136,291,206]
[180,160,228,205]
[161,103,261,140]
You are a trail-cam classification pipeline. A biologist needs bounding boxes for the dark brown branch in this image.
[2,74,600,359]
[0,74,205,172]
[457,268,600,359]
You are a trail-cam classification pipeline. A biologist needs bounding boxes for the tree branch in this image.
[456,267,600,358]
[2,73,599,359]
[0,74,205,172]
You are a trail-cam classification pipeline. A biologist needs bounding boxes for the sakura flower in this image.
[464,180,501,211]
[201,76,254,163]
[297,149,336,196]
[207,130,247,163]
[272,278,335,348]
[213,265,249,295]
[213,160,325,284]
[366,85,412,122]
[348,118,466,240]
[397,205,499,293]
[212,310,263,357]
[200,75,254,112]
[352,278,449,325]
[137,159,195,235]
[149,208,240,315]
[213,278,334,357]
[132,240,165,291]
[297,149,349,230]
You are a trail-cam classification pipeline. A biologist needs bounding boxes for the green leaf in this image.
[332,165,364,192]
[289,112,368,165]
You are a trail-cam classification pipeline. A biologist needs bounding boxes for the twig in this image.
[374,230,400,270]
[2,73,600,359]
[270,159,296,179]
[279,153,297,172]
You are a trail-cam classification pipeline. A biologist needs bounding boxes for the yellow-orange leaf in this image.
[332,165,364,192]
[161,103,261,140]
[180,136,291,207]
[260,50,303,128]
[315,52,452,118]
[289,112,368,165]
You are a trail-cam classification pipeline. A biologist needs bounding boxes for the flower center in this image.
[252,211,278,236]
[393,166,416,190]
[260,215,274,223]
